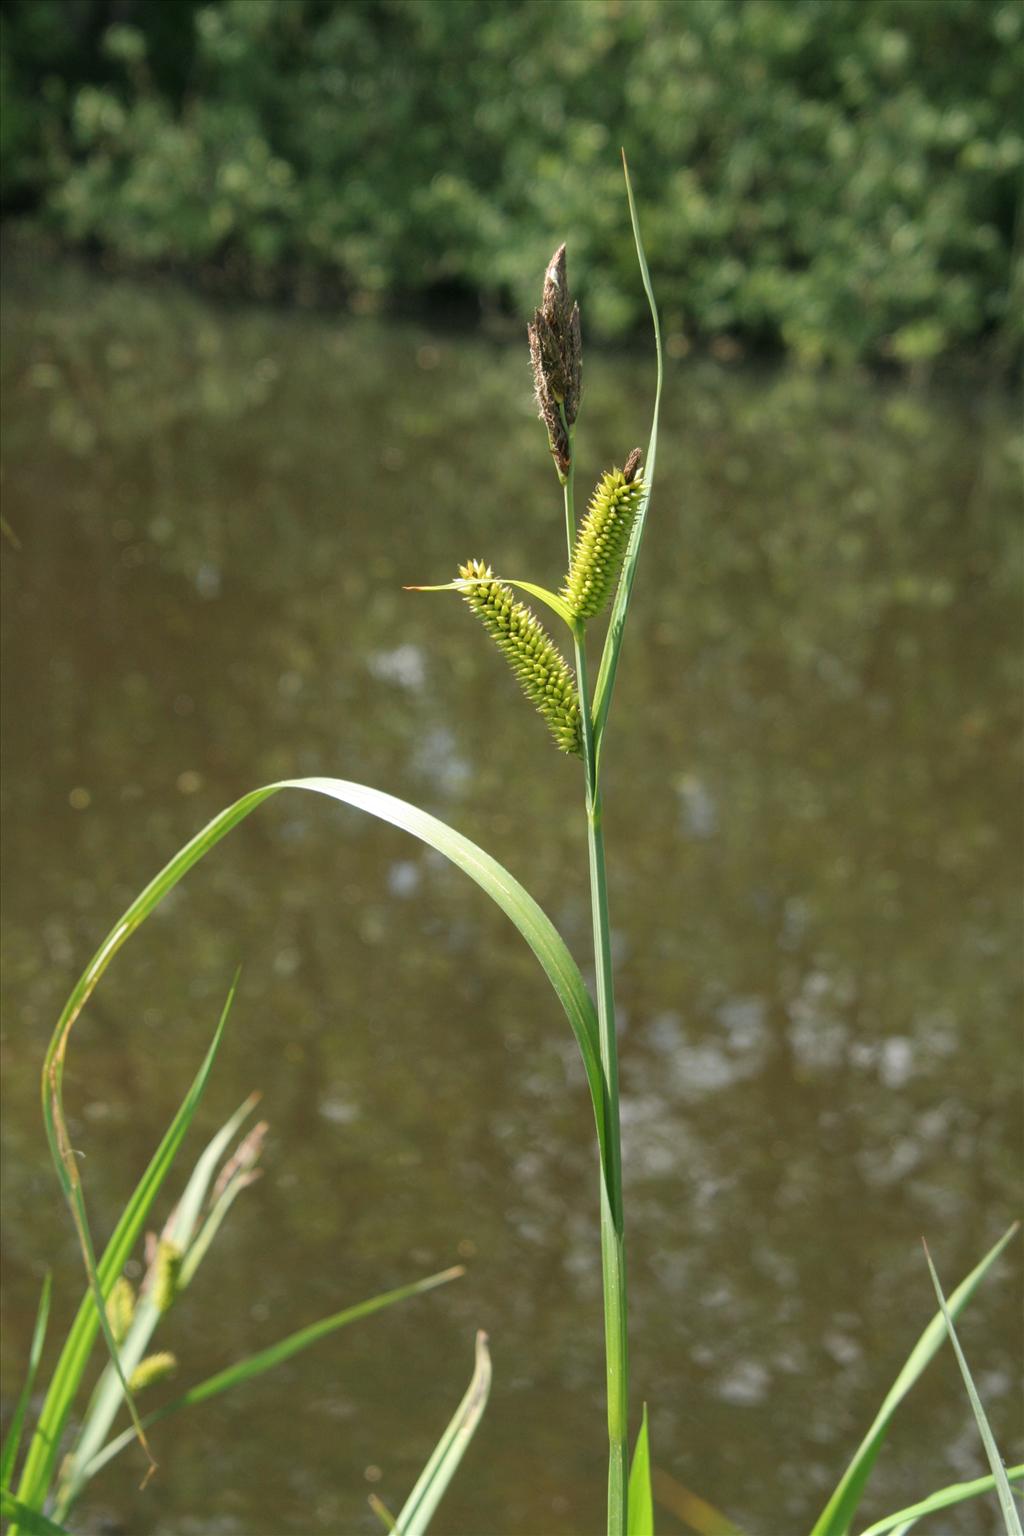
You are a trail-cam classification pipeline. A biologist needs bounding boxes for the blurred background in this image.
[2,0,1022,365]
[1,3,1021,1535]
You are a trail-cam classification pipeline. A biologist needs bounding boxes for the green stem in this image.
[563,435,629,1536]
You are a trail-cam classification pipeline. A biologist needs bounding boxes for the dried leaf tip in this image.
[528,243,582,481]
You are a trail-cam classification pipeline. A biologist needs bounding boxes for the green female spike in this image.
[457,560,583,757]
[128,1352,178,1393]
[562,450,644,622]
[105,1276,136,1345]
[152,1239,182,1314]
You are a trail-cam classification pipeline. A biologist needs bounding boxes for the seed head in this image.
[152,1239,183,1314]
[457,560,582,756]
[106,1276,136,1345]
[561,463,645,622]
[128,1351,178,1393]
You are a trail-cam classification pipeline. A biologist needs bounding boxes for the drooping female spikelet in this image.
[106,1276,136,1345]
[152,1239,182,1314]
[457,560,582,756]
[128,1351,178,1393]
[561,451,644,622]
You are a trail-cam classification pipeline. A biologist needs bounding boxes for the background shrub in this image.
[1,0,1021,363]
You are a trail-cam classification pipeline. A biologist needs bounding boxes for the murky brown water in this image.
[1,247,1021,1536]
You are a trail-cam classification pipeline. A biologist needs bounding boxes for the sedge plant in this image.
[411,212,659,1531]
[5,155,1022,1536]
[3,976,473,1535]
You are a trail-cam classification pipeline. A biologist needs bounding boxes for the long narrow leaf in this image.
[80,1265,465,1484]
[168,1094,259,1258]
[54,1095,260,1518]
[922,1243,1022,1535]
[15,978,237,1518]
[0,1272,51,1489]
[395,1330,492,1536]
[628,1404,654,1536]
[38,776,605,1480]
[592,150,664,762]
[0,1491,71,1536]
[859,1465,1024,1536]
[809,1222,1019,1536]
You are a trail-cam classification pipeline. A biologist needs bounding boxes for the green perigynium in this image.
[562,454,644,622]
[457,560,582,756]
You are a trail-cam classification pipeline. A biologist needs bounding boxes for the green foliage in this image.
[6,975,465,1530]
[389,1331,492,1536]
[923,1242,1023,1535]
[809,1223,1020,1536]
[2,0,1021,363]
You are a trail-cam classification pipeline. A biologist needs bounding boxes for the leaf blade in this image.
[858,1465,1024,1536]
[0,1271,51,1490]
[0,1490,72,1536]
[592,150,664,762]
[35,780,604,1511]
[809,1223,1019,1536]
[394,1329,492,1536]
[922,1242,1022,1535]
[16,979,237,1515]
[79,1266,465,1484]
[54,1092,261,1518]
[628,1403,654,1536]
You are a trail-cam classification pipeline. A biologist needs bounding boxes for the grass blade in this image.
[14,977,237,1517]
[591,150,664,764]
[0,1491,71,1536]
[79,1266,465,1484]
[0,1272,51,1490]
[38,774,606,1491]
[54,1094,260,1518]
[628,1403,654,1535]
[922,1242,1022,1535]
[394,1329,492,1536]
[858,1465,1024,1536]
[809,1222,1019,1536]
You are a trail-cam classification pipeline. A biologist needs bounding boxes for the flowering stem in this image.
[564,431,629,1536]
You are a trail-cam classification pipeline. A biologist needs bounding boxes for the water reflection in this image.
[1,249,1020,1535]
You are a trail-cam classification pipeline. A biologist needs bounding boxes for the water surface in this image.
[1,250,1021,1535]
